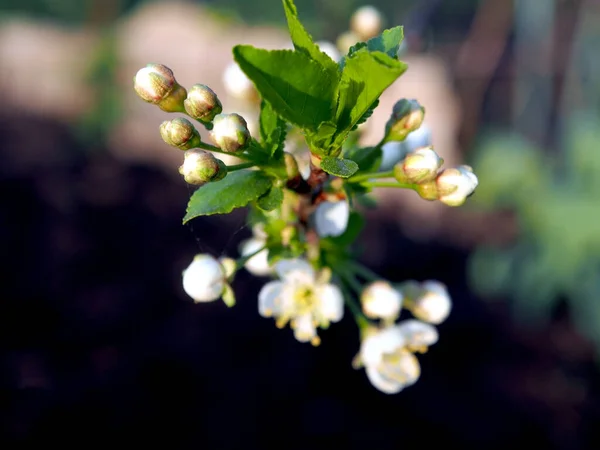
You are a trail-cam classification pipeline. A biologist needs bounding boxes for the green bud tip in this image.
[385,99,425,142]
[184,84,223,122]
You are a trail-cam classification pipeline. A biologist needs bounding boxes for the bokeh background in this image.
[2,0,600,448]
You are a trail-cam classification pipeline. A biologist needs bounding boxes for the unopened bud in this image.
[133,63,186,112]
[436,165,478,206]
[384,99,425,143]
[159,118,201,150]
[210,113,250,152]
[394,146,443,184]
[415,181,438,201]
[410,281,452,325]
[179,150,227,185]
[184,84,223,122]
[350,5,383,41]
[361,281,403,320]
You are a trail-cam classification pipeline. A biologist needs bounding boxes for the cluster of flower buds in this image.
[378,98,478,206]
[133,63,252,186]
[354,280,451,393]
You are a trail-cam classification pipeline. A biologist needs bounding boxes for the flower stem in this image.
[347,170,394,183]
[344,260,380,282]
[227,162,256,172]
[195,142,254,161]
[360,181,416,189]
[337,276,370,330]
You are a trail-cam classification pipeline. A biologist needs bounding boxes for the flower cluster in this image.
[133,1,478,395]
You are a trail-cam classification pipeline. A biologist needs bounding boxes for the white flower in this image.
[223,61,256,101]
[360,281,403,320]
[350,5,383,41]
[357,326,420,394]
[436,165,479,206]
[379,141,408,171]
[314,198,350,238]
[133,63,176,104]
[258,258,344,345]
[316,40,341,62]
[411,281,452,324]
[396,319,439,353]
[182,254,227,302]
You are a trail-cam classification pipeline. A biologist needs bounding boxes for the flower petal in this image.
[396,320,439,348]
[360,326,406,367]
[292,313,317,343]
[361,281,403,320]
[258,281,284,317]
[317,283,344,322]
[240,238,271,276]
[182,254,225,302]
[365,365,405,394]
[275,258,315,282]
[314,200,350,238]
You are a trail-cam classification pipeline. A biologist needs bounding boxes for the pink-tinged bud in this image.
[394,146,444,184]
[384,99,425,143]
[159,118,201,150]
[184,84,223,122]
[210,113,250,152]
[436,165,478,206]
[133,63,186,112]
[178,150,227,185]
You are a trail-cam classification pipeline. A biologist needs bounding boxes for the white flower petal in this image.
[360,326,406,367]
[396,320,439,348]
[182,254,225,302]
[240,238,271,276]
[380,349,421,387]
[258,281,284,317]
[365,365,405,394]
[292,313,317,342]
[314,200,350,238]
[274,258,315,282]
[223,62,254,100]
[379,141,409,171]
[316,283,345,322]
[404,122,432,151]
[361,281,403,320]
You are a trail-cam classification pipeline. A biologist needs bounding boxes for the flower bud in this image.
[210,113,250,152]
[182,254,227,302]
[361,281,403,320]
[411,281,452,325]
[313,198,350,238]
[223,62,257,102]
[133,63,186,112]
[159,117,201,150]
[350,5,383,41]
[394,146,443,184]
[179,150,227,185]
[184,84,223,122]
[415,181,438,201]
[436,165,478,206]
[384,99,425,143]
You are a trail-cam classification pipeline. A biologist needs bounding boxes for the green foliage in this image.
[259,100,287,158]
[184,170,273,222]
[469,112,600,351]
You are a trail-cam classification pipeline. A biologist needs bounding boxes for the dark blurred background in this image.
[2,0,600,448]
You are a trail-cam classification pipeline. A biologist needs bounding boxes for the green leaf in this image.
[340,26,404,68]
[256,186,284,211]
[320,156,359,178]
[336,51,408,134]
[343,145,382,173]
[183,170,273,222]
[233,46,338,130]
[351,99,379,131]
[282,0,339,74]
[259,100,286,158]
